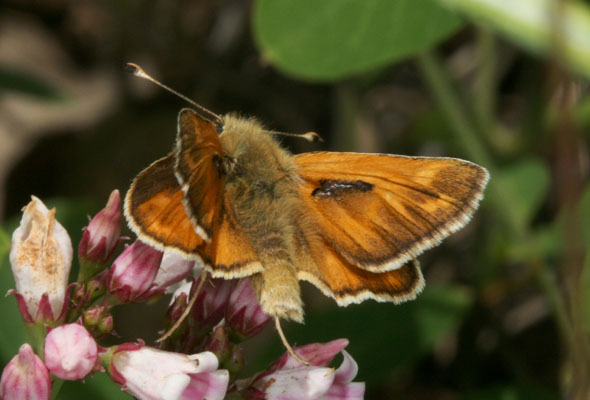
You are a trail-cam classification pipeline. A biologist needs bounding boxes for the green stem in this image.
[25,323,47,357]
[49,378,64,400]
[474,26,496,133]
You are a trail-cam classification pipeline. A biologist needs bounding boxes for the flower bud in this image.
[190,276,234,333]
[225,344,244,375]
[9,196,73,324]
[44,323,98,380]
[98,314,114,335]
[0,343,51,400]
[78,190,122,279]
[106,241,162,303]
[83,305,113,336]
[166,281,192,328]
[225,278,271,339]
[106,343,229,400]
[203,325,230,363]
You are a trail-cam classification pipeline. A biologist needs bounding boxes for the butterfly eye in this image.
[211,154,236,177]
[215,122,224,134]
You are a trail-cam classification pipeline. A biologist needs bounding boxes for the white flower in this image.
[9,196,73,323]
[248,339,365,400]
[109,344,229,400]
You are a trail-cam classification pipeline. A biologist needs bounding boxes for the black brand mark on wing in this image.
[312,180,374,198]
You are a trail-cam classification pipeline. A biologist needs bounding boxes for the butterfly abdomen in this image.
[232,192,305,322]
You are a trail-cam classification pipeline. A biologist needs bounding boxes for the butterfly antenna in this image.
[267,130,324,143]
[274,317,310,365]
[125,62,222,125]
[156,270,208,343]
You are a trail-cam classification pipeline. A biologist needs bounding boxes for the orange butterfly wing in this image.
[125,153,206,256]
[293,222,425,305]
[294,152,489,273]
[174,108,225,242]
[202,196,264,279]
[125,109,262,278]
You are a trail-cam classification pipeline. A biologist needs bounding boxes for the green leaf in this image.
[0,227,28,367]
[261,285,472,383]
[506,224,561,261]
[436,0,590,79]
[59,373,131,400]
[496,158,550,230]
[253,0,463,81]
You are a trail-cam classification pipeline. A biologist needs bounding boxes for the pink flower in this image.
[106,241,163,302]
[145,252,198,298]
[225,278,271,339]
[189,276,234,331]
[44,323,98,380]
[247,339,364,400]
[78,190,122,267]
[0,343,51,400]
[9,196,73,324]
[108,343,229,400]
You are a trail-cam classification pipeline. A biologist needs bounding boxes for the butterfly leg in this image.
[156,269,208,343]
[274,316,309,365]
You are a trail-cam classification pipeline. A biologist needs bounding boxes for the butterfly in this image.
[123,64,489,357]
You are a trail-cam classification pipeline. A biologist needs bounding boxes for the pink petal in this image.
[148,253,196,296]
[274,339,349,371]
[225,278,270,338]
[333,350,358,384]
[181,370,229,400]
[107,241,162,302]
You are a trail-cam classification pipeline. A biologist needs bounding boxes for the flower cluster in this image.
[1,193,365,400]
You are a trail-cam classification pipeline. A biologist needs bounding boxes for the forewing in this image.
[174,108,225,242]
[125,153,206,257]
[125,153,262,278]
[202,197,264,279]
[294,152,489,273]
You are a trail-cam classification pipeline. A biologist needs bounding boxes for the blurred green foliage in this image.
[0,67,63,100]
[253,0,462,80]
